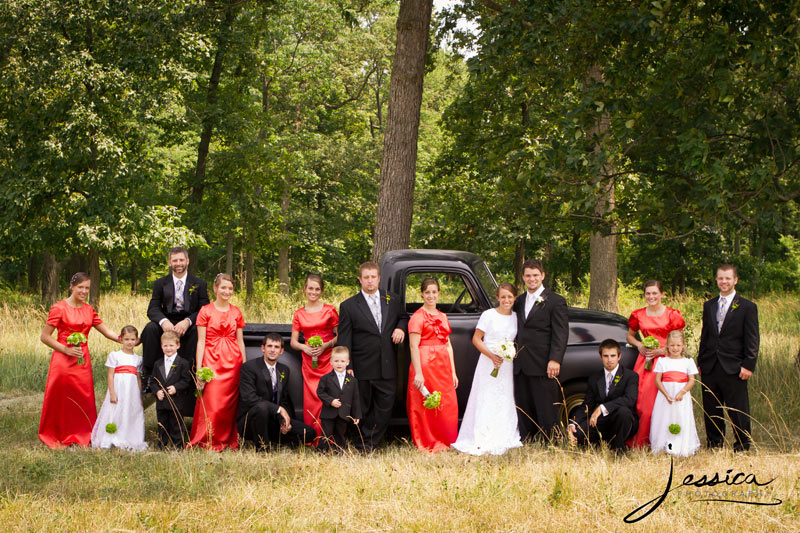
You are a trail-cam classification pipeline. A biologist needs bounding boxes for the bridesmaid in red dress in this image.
[188,274,246,451]
[38,272,121,448]
[290,274,338,443]
[407,277,459,453]
[625,279,686,448]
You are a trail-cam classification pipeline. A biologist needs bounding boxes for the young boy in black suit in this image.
[567,339,639,453]
[149,331,193,448]
[317,346,362,452]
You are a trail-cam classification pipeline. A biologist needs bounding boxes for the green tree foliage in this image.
[431,0,800,294]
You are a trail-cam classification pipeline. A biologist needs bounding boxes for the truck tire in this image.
[558,381,588,427]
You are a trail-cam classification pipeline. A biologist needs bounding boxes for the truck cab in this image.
[242,249,636,428]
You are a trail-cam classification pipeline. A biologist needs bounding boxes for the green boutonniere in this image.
[188,284,197,295]
[384,293,391,304]
[613,374,621,386]
[279,371,285,382]
[345,377,351,385]
[730,299,739,311]
[171,364,177,368]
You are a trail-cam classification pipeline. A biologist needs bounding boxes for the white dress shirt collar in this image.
[362,289,380,302]
[719,289,736,302]
[527,285,545,301]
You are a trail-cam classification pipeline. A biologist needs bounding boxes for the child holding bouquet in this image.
[91,326,147,451]
[453,283,522,455]
[650,330,700,457]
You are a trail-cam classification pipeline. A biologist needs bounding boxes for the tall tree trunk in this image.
[107,258,118,289]
[188,3,237,278]
[588,179,618,312]
[543,240,553,289]
[277,182,291,294]
[570,231,582,290]
[513,238,525,291]
[131,258,139,294]
[245,231,255,302]
[27,253,40,294]
[585,65,618,312]
[41,252,62,306]
[89,247,101,309]
[371,0,433,261]
[225,231,234,276]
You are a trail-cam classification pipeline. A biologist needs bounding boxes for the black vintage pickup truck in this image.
[242,249,637,427]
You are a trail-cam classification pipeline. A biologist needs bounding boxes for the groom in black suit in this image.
[568,339,639,452]
[238,333,316,448]
[512,259,569,440]
[140,246,209,400]
[698,264,759,451]
[337,261,407,451]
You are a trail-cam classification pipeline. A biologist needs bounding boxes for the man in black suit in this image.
[698,264,759,451]
[568,339,639,453]
[337,261,407,451]
[149,331,194,449]
[317,346,362,452]
[237,333,316,449]
[140,246,209,400]
[512,259,569,441]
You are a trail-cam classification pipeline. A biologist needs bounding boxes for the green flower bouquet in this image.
[307,335,324,369]
[66,332,88,365]
[641,335,660,370]
[419,385,441,410]
[668,423,681,435]
[105,423,117,434]
[195,367,215,397]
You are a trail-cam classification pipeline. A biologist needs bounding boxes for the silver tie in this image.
[270,366,277,388]
[717,297,726,332]
[370,294,382,330]
[175,279,184,311]
[606,372,613,395]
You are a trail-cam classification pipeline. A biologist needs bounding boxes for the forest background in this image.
[1,0,800,309]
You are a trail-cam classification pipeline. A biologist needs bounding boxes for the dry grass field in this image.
[0,286,798,531]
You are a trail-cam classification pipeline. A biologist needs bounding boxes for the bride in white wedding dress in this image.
[452,283,522,456]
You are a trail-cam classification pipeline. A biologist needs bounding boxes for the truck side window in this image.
[404,272,477,314]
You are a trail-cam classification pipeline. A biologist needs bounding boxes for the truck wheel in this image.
[558,381,588,427]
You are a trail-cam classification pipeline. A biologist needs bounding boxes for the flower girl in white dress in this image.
[91,326,147,451]
[650,330,700,457]
[453,283,522,455]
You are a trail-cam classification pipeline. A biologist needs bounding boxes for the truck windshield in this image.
[475,261,498,307]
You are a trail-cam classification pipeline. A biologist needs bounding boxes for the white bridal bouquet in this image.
[490,339,517,378]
